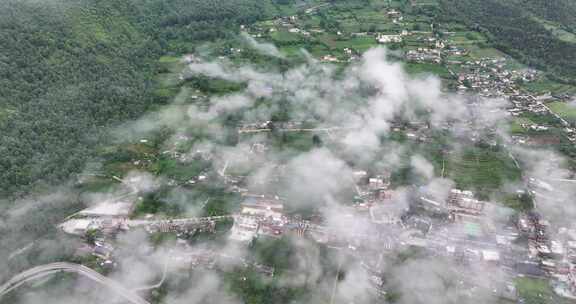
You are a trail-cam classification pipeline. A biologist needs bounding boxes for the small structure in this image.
[229,216,259,242]
[481,250,500,263]
[59,219,96,235]
[377,34,403,44]
[78,200,135,218]
[229,195,286,242]
[447,189,485,218]
[240,196,284,221]
[59,198,135,236]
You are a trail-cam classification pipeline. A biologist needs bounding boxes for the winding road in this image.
[0,262,151,304]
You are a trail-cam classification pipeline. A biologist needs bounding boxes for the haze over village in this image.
[2,1,576,304]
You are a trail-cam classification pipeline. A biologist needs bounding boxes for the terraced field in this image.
[447,147,522,197]
[548,101,576,123]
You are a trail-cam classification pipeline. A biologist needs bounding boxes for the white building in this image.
[229,216,259,242]
[377,34,403,44]
[59,219,97,235]
[79,200,135,218]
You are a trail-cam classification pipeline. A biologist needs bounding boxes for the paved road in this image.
[132,260,168,293]
[0,262,150,304]
[238,127,356,134]
[127,215,234,228]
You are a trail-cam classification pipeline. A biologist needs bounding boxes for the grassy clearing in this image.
[411,0,439,6]
[450,31,487,45]
[509,117,533,134]
[279,45,306,57]
[335,36,378,51]
[404,62,452,78]
[548,101,576,122]
[467,45,505,59]
[273,3,298,16]
[156,55,185,90]
[151,158,208,181]
[447,147,522,197]
[523,77,576,95]
[68,5,143,49]
[271,30,301,43]
[0,108,16,124]
[270,131,317,153]
[515,278,554,304]
[159,55,180,65]
[76,177,116,193]
[306,44,332,57]
[534,17,576,43]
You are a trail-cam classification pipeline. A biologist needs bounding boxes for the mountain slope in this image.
[0,0,268,198]
[439,0,576,80]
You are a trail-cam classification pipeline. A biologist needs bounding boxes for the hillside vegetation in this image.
[439,0,576,80]
[0,0,268,198]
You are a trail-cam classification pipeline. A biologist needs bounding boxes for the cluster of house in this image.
[59,198,137,266]
[451,56,576,144]
[405,48,442,63]
[147,218,218,236]
[416,183,576,300]
[443,45,468,57]
[59,195,227,265]
[508,94,576,144]
[237,120,306,133]
[515,212,576,299]
[351,171,405,225]
[60,160,576,301]
[376,32,405,44]
[228,194,291,242]
[225,169,403,250]
[324,180,525,298]
[59,199,136,236]
[384,8,403,22]
[456,59,537,96]
[169,247,275,277]
[417,187,514,265]
[376,30,439,46]
[267,15,314,38]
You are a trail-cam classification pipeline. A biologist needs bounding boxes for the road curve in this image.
[0,262,150,304]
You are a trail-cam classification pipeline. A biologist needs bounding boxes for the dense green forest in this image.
[518,0,576,27]
[4,0,576,198]
[0,0,268,198]
[439,0,576,80]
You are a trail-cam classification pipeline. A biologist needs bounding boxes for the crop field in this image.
[514,278,560,304]
[410,0,439,6]
[271,30,301,43]
[0,107,16,124]
[447,147,522,197]
[404,62,452,78]
[156,56,185,89]
[523,77,576,95]
[535,17,576,44]
[466,45,505,59]
[449,31,486,45]
[548,101,576,122]
[509,117,534,134]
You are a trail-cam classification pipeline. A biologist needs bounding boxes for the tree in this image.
[312,134,323,147]
[519,192,535,211]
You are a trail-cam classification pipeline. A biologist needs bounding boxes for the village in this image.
[238,2,576,147]
[58,147,576,302]
[53,10,576,304]
[52,1,576,302]
[6,0,576,304]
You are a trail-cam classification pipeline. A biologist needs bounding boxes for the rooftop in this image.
[79,200,135,217]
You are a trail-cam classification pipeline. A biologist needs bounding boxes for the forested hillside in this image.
[439,0,576,80]
[0,0,268,198]
[518,0,576,27]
